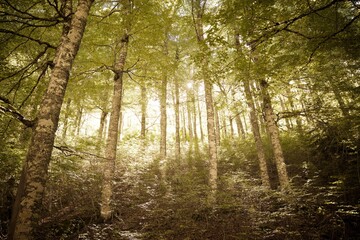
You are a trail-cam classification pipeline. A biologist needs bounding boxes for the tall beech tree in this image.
[100,0,132,221]
[260,80,290,190]
[8,0,94,238]
[190,0,218,197]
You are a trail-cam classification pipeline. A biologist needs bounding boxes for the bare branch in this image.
[0,28,58,50]
[0,96,35,127]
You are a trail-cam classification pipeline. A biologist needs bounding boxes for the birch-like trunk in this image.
[98,110,108,142]
[140,84,147,140]
[234,32,270,188]
[235,113,246,139]
[174,77,181,161]
[61,98,72,140]
[159,76,167,160]
[243,79,271,188]
[191,0,218,196]
[214,105,221,146]
[260,80,290,190]
[101,33,129,221]
[9,0,93,238]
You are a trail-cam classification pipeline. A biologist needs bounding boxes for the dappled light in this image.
[1,0,359,239]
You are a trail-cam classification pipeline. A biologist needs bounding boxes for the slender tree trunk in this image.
[243,79,271,188]
[235,113,246,139]
[260,80,290,190]
[9,1,93,238]
[75,106,83,136]
[229,116,235,139]
[181,106,187,141]
[251,83,266,134]
[159,76,167,160]
[196,89,204,142]
[214,105,221,146]
[174,78,181,161]
[159,34,169,162]
[140,84,147,140]
[62,98,72,140]
[279,96,292,130]
[186,89,194,143]
[331,82,350,118]
[204,80,218,194]
[98,110,108,142]
[191,89,200,156]
[101,32,129,221]
[286,88,303,134]
[234,32,270,188]
[192,0,218,196]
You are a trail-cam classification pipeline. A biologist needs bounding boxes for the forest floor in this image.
[36,160,360,240]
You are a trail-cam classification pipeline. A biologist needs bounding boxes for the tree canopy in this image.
[1,0,359,239]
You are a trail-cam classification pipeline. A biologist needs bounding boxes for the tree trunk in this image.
[101,32,129,221]
[204,80,218,194]
[186,88,194,143]
[234,32,270,188]
[196,88,204,142]
[9,0,93,239]
[159,76,167,160]
[229,116,235,139]
[279,96,292,130]
[331,81,350,118]
[243,79,271,188]
[181,106,187,141]
[174,77,181,161]
[260,80,290,191]
[140,84,147,140]
[191,0,218,196]
[235,113,246,139]
[75,106,83,136]
[191,88,200,156]
[62,98,72,140]
[286,88,303,134]
[98,110,108,142]
[214,105,221,146]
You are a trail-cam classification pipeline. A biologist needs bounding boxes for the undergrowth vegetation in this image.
[1,127,359,239]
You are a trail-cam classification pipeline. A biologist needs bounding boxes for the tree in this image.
[100,0,132,221]
[190,0,218,198]
[8,0,94,238]
[260,80,290,190]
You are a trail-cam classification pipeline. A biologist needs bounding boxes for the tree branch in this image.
[0,29,57,49]
[0,96,35,127]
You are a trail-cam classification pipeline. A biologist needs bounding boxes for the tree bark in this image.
[75,106,83,136]
[159,76,167,160]
[140,84,147,140]
[234,32,270,188]
[174,77,181,161]
[214,105,221,146]
[9,0,93,238]
[100,30,129,221]
[62,98,72,140]
[235,113,246,139]
[191,0,218,196]
[98,110,108,142]
[260,80,290,191]
[243,79,271,188]
[196,88,204,142]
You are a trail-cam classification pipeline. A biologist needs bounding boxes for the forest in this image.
[0,0,359,239]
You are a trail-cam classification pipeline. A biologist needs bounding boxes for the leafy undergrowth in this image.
[2,134,359,239]
[36,162,360,240]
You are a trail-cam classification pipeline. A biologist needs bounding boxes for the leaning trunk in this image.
[9,0,93,238]
[243,79,271,188]
[260,80,290,190]
[100,34,129,221]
